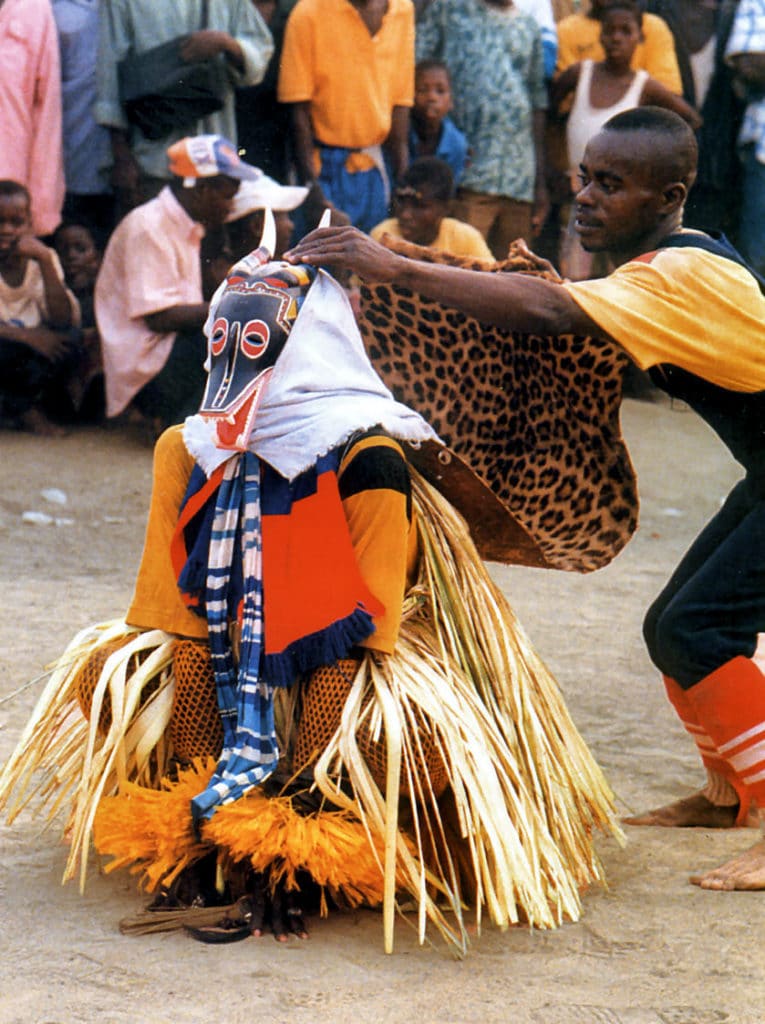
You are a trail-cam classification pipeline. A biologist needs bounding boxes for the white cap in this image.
[226,173,309,221]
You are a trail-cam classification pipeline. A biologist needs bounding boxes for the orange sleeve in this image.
[339,435,418,655]
[125,426,208,639]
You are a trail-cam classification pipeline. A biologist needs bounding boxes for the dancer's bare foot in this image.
[690,839,765,890]
[623,791,742,828]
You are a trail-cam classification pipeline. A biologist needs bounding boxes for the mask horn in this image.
[226,206,276,280]
[318,207,332,229]
[259,206,276,259]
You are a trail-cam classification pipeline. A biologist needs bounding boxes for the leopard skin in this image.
[358,237,638,573]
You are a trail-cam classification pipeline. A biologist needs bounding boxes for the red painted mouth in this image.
[199,368,273,451]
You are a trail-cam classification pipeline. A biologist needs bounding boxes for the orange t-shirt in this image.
[277,0,415,148]
[126,427,418,654]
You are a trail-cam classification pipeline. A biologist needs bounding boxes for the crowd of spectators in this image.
[0,0,762,435]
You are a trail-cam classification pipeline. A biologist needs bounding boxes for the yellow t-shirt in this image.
[277,0,415,148]
[556,12,682,94]
[563,246,765,391]
[371,216,494,260]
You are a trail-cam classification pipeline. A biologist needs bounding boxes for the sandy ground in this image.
[1,398,764,1024]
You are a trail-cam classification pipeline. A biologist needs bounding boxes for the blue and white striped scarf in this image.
[190,451,278,823]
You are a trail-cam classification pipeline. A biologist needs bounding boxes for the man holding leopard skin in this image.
[288,106,765,892]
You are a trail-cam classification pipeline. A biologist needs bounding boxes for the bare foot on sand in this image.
[623,791,743,828]
[690,839,765,890]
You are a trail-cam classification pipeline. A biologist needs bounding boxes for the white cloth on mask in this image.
[183,268,439,478]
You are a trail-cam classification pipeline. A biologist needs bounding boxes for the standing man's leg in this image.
[628,478,765,828]
[487,196,533,262]
[453,189,498,251]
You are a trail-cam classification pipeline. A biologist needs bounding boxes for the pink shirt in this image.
[0,0,65,235]
[95,187,205,417]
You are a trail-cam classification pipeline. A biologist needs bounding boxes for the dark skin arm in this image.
[18,236,74,328]
[286,102,349,220]
[386,105,410,183]
[109,128,142,206]
[640,78,702,131]
[0,323,78,362]
[180,29,246,71]
[729,52,765,90]
[289,101,319,187]
[144,303,209,334]
[285,226,606,337]
[549,63,581,115]
[531,108,550,235]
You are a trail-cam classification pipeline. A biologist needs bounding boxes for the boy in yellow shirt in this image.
[371,157,492,259]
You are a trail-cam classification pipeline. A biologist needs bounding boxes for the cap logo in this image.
[185,136,220,176]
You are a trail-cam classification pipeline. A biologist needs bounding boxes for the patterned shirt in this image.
[416,0,547,201]
[726,0,765,164]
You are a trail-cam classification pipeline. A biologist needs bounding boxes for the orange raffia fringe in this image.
[93,759,212,892]
[93,758,394,907]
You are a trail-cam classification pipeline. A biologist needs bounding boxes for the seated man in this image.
[201,171,309,295]
[95,135,259,434]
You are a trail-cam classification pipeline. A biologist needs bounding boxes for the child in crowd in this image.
[551,0,701,279]
[53,223,101,328]
[52,220,105,419]
[371,157,492,259]
[0,180,81,434]
[409,60,468,187]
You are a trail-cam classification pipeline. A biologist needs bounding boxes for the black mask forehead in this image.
[200,262,317,417]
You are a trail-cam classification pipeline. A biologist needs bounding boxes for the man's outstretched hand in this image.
[285,226,402,283]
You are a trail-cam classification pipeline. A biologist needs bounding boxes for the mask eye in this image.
[210,317,228,356]
[241,319,270,358]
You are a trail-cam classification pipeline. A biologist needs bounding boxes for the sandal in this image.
[183,897,255,944]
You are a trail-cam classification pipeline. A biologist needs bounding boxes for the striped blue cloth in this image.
[191,452,278,824]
